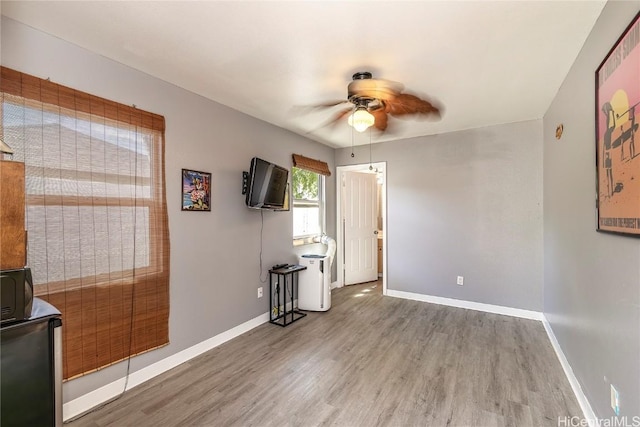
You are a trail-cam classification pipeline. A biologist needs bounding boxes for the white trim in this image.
[386,289,543,320]
[381,165,387,296]
[63,311,270,422]
[542,316,597,427]
[292,169,325,242]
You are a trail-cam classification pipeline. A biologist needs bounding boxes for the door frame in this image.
[336,162,387,295]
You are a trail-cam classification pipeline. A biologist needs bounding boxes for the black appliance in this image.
[1,297,63,426]
[1,267,34,323]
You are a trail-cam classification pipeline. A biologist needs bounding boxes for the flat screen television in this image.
[246,157,289,210]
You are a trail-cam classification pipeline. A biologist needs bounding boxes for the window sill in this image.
[293,235,318,247]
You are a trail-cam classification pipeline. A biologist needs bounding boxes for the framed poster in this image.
[182,169,211,211]
[595,12,640,236]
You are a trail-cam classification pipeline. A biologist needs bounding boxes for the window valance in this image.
[292,153,331,176]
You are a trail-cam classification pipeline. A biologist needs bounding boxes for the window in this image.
[290,153,331,243]
[1,66,169,379]
[292,167,324,239]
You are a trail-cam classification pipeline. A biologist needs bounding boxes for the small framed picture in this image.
[182,169,211,211]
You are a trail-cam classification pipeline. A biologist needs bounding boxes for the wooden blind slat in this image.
[1,67,22,94]
[75,91,91,115]
[59,88,75,110]
[292,153,331,176]
[22,74,42,102]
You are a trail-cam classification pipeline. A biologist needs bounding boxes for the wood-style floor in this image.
[69,281,581,427]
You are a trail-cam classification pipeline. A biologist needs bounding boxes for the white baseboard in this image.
[542,317,597,427]
[386,289,544,321]
[63,311,270,421]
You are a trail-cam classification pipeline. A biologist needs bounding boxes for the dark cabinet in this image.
[1,298,63,426]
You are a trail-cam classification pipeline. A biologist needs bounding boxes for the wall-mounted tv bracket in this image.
[242,171,249,195]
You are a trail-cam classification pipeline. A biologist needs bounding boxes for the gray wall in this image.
[0,17,336,403]
[543,1,640,419]
[336,119,544,311]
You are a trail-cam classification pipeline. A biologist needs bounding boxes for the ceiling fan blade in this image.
[370,108,388,131]
[302,106,353,136]
[327,106,354,126]
[385,93,440,117]
[290,100,350,116]
[313,99,350,108]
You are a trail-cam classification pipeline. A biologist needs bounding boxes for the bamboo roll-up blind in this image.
[292,153,331,176]
[1,66,170,379]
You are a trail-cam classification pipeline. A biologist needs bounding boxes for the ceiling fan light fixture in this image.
[348,107,374,133]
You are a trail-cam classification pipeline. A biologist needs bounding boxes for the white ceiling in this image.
[2,1,606,148]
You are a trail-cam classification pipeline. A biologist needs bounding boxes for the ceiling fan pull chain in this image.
[369,126,373,170]
[351,110,355,158]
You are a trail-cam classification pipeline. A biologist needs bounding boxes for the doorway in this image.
[336,162,387,296]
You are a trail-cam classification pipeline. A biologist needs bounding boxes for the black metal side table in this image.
[269,265,307,327]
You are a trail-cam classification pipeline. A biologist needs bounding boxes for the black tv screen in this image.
[246,157,289,209]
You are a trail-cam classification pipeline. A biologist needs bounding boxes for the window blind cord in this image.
[38,87,51,299]
[98,114,109,395]
[67,125,139,421]
[69,96,79,381]
[122,124,139,395]
[259,209,267,284]
[56,100,69,379]
[89,112,100,379]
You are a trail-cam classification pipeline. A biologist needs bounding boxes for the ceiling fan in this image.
[312,71,441,133]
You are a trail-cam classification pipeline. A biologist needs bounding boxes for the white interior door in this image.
[344,171,378,285]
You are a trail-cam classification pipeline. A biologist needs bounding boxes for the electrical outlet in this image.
[257,287,263,298]
[611,384,620,415]
[457,276,464,286]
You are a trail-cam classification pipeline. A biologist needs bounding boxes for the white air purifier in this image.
[298,254,331,311]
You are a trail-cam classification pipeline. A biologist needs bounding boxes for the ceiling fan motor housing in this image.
[352,71,373,80]
[347,71,401,103]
